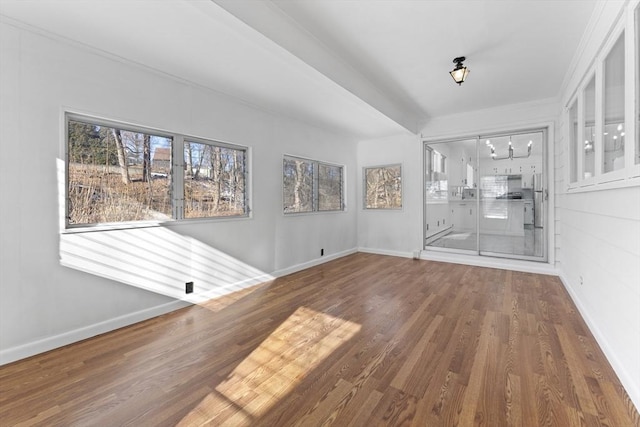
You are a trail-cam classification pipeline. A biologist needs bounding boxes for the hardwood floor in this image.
[1,253,638,426]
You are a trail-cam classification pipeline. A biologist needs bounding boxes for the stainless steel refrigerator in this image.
[533,173,544,228]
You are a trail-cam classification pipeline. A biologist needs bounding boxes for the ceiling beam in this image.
[211,0,421,134]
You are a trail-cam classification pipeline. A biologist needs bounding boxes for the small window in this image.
[583,76,596,179]
[364,164,402,209]
[67,119,173,226]
[318,163,343,211]
[569,100,579,183]
[425,146,448,201]
[283,156,344,214]
[603,32,625,174]
[184,140,247,218]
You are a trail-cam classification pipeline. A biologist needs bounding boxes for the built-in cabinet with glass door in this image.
[424,130,546,261]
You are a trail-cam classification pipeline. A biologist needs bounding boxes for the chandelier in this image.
[487,138,532,161]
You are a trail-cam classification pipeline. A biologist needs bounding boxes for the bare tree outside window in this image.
[318,163,343,211]
[283,156,344,214]
[67,115,249,227]
[364,164,402,209]
[67,119,173,225]
[283,157,314,213]
[183,141,246,218]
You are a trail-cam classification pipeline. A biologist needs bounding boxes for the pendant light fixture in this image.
[450,56,470,85]
[487,138,533,160]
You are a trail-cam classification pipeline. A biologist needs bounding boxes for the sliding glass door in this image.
[424,129,546,261]
[478,131,545,259]
[424,138,478,254]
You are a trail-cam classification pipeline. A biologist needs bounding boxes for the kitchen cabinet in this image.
[452,201,476,231]
[524,201,534,225]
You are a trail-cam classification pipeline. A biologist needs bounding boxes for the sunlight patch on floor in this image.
[177,307,361,426]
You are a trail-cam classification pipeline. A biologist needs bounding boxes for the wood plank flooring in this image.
[1,253,638,426]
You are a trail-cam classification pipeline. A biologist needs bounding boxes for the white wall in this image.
[0,21,358,363]
[357,133,423,256]
[357,99,558,257]
[555,0,640,410]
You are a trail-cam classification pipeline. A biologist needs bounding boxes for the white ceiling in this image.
[0,0,598,139]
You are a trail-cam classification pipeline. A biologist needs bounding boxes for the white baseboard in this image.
[272,247,358,277]
[0,299,190,366]
[558,273,640,413]
[0,249,359,366]
[357,247,414,259]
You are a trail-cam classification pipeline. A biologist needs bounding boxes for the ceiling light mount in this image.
[450,56,470,86]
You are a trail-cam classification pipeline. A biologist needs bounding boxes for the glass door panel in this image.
[425,139,478,253]
[478,131,545,260]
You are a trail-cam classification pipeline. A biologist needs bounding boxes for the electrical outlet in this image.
[579,276,583,286]
[185,281,194,294]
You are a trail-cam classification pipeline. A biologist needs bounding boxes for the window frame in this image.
[565,3,640,191]
[64,113,250,230]
[362,163,403,210]
[282,154,345,215]
[182,136,250,221]
[631,0,640,176]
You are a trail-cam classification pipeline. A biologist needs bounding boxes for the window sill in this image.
[566,175,640,193]
[62,214,252,234]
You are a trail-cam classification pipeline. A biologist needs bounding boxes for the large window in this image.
[66,115,248,227]
[363,164,402,209]
[283,156,344,214]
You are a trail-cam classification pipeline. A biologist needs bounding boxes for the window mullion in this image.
[173,135,185,220]
[313,161,319,212]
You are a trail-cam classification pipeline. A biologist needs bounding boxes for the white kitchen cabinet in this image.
[524,201,534,225]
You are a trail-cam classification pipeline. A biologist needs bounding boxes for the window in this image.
[566,2,640,188]
[583,76,596,178]
[318,163,343,211]
[425,146,448,201]
[569,99,578,183]
[66,115,249,227]
[183,140,247,218]
[364,164,402,209]
[603,32,625,174]
[283,156,344,214]
[636,4,640,165]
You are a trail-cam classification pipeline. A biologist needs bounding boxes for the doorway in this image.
[424,129,546,261]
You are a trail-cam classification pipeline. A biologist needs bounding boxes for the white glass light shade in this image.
[450,66,469,85]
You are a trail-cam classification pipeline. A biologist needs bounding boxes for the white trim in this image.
[357,247,414,259]
[558,273,640,412]
[0,299,190,366]
[420,249,558,276]
[271,248,358,277]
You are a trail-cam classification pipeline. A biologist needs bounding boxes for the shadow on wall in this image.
[57,160,273,303]
[59,227,274,303]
